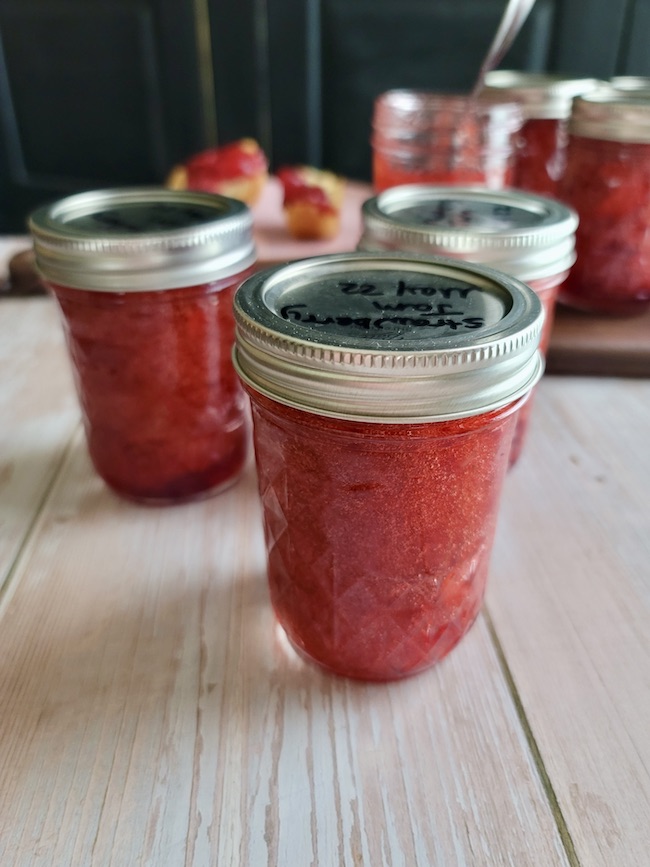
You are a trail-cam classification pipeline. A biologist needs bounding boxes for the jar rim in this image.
[372,89,524,133]
[29,186,256,292]
[483,71,603,119]
[569,88,650,142]
[233,252,544,422]
[358,185,578,282]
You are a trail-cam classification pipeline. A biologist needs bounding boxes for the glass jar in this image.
[30,187,256,503]
[483,71,601,196]
[371,90,523,193]
[233,252,543,680]
[357,185,578,465]
[558,90,650,315]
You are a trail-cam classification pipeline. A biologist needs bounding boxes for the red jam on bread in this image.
[166,138,268,206]
[277,165,345,240]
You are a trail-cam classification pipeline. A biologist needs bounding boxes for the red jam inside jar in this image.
[249,393,520,680]
[30,188,256,503]
[234,253,543,680]
[559,134,650,315]
[482,73,602,199]
[51,275,251,502]
[513,117,569,196]
[357,186,578,466]
[371,91,522,192]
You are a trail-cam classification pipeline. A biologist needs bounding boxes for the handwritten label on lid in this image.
[267,268,509,342]
[65,202,227,235]
[394,200,541,232]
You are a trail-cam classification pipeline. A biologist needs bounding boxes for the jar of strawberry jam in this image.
[233,253,543,680]
[357,185,578,464]
[29,187,256,503]
[558,89,650,315]
[483,71,601,196]
[371,90,523,192]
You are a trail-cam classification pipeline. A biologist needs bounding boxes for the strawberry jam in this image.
[30,188,256,503]
[234,253,543,680]
[483,72,601,197]
[558,90,650,315]
[371,91,522,192]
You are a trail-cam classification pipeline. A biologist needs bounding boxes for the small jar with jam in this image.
[30,187,256,503]
[234,252,543,680]
[371,90,523,192]
[483,71,601,197]
[558,89,650,315]
[357,185,578,464]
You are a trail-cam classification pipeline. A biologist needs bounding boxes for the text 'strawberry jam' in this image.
[483,71,601,197]
[371,90,523,193]
[357,185,578,465]
[29,188,256,503]
[558,90,650,315]
[233,253,543,680]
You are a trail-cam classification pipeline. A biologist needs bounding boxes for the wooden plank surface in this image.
[0,433,571,866]
[487,376,650,866]
[0,297,79,594]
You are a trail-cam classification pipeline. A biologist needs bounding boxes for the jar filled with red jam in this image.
[29,187,256,503]
[483,71,601,196]
[357,185,578,464]
[233,253,543,680]
[371,90,523,193]
[558,89,650,315]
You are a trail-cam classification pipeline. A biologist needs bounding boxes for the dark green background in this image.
[0,0,645,230]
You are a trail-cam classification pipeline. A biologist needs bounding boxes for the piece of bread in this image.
[166,138,268,206]
[277,165,345,240]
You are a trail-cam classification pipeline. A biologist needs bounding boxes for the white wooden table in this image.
[1,250,649,865]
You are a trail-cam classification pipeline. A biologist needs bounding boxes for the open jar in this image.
[30,187,256,503]
[483,71,601,196]
[371,90,523,192]
[558,89,650,315]
[233,252,543,680]
[357,185,577,464]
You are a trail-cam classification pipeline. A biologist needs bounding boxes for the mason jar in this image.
[30,187,256,503]
[483,71,601,196]
[357,185,578,464]
[233,252,543,680]
[371,90,523,193]
[558,89,650,315]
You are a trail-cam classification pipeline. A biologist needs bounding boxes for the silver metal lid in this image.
[29,187,256,292]
[483,71,602,119]
[358,185,578,283]
[233,252,544,423]
[569,89,650,142]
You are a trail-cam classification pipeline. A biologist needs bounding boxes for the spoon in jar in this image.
[471,0,538,98]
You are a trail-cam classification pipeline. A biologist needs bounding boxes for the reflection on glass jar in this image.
[30,188,256,503]
[234,253,543,680]
[371,90,523,192]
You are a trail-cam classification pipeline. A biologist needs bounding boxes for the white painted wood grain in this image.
[0,298,79,593]
[488,376,650,867]
[0,440,570,867]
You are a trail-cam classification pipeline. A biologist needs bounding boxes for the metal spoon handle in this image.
[471,0,538,98]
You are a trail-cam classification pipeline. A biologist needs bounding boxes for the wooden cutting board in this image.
[546,304,650,378]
